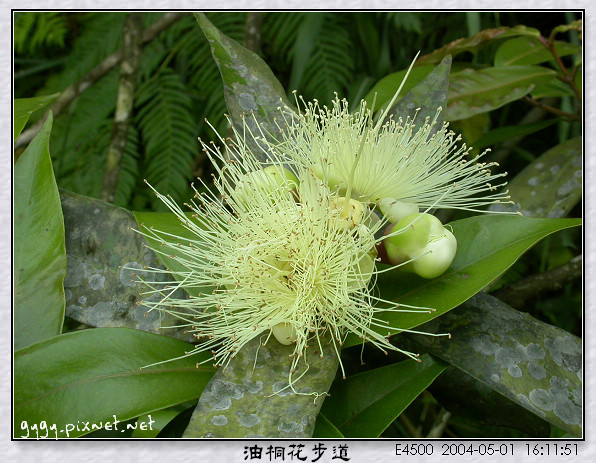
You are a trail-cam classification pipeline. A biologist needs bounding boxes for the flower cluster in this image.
[136,74,514,382]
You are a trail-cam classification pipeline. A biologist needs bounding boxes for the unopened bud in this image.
[234,166,298,206]
[272,322,297,345]
[379,198,419,223]
[384,213,457,279]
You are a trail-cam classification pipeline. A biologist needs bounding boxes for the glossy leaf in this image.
[133,211,214,298]
[489,137,582,218]
[417,25,540,65]
[14,113,66,350]
[132,409,181,438]
[472,119,558,150]
[446,65,557,121]
[494,37,581,67]
[319,355,446,437]
[362,65,435,112]
[312,412,344,438]
[401,293,582,437]
[530,79,576,99]
[387,55,452,136]
[194,12,293,160]
[182,334,339,438]
[60,191,193,343]
[344,215,581,348]
[14,328,215,438]
[13,93,59,141]
[429,365,550,436]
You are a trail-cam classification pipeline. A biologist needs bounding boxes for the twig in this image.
[100,13,143,203]
[15,12,189,149]
[244,12,265,53]
[399,413,422,438]
[523,96,580,121]
[426,408,452,438]
[493,255,582,309]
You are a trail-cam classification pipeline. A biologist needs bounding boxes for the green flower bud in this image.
[349,248,377,290]
[272,322,297,345]
[234,166,298,206]
[385,213,457,279]
[311,162,345,193]
[412,228,457,279]
[378,197,419,223]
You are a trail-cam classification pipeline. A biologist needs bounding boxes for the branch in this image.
[426,409,452,438]
[15,12,189,149]
[523,96,580,122]
[492,255,582,308]
[100,13,144,203]
[243,12,264,53]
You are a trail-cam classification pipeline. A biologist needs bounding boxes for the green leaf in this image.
[14,113,66,351]
[429,365,550,436]
[131,409,181,438]
[14,328,216,438]
[194,12,293,159]
[181,334,339,438]
[417,25,540,65]
[344,215,581,348]
[13,93,59,141]
[494,37,581,67]
[489,137,582,218]
[551,20,582,38]
[452,112,491,148]
[402,293,582,437]
[472,119,558,150]
[387,55,452,136]
[363,65,435,112]
[133,211,215,298]
[446,65,558,121]
[60,191,193,342]
[319,355,446,437]
[312,412,344,438]
[530,78,576,99]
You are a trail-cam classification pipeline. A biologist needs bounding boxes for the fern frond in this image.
[262,12,306,62]
[300,13,355,104]
[51,69,120,180]
[42,12,126,94]
[135,70,198,210]
[14,12,69,55]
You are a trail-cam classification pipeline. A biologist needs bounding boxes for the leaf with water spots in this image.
[60,190,194,342]
[399,293,582,437]
[194,12,294,160]
[417,25,540,65]
[489,137,582,218]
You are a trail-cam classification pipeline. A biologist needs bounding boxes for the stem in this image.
[538,34,582,104]
[522,96,579,121]
[15,12,189,149]
[493,255,582,309]
[100,13,144,203]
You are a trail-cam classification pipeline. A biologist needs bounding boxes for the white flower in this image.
[274,93,513,217]
[136,128,440,383]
